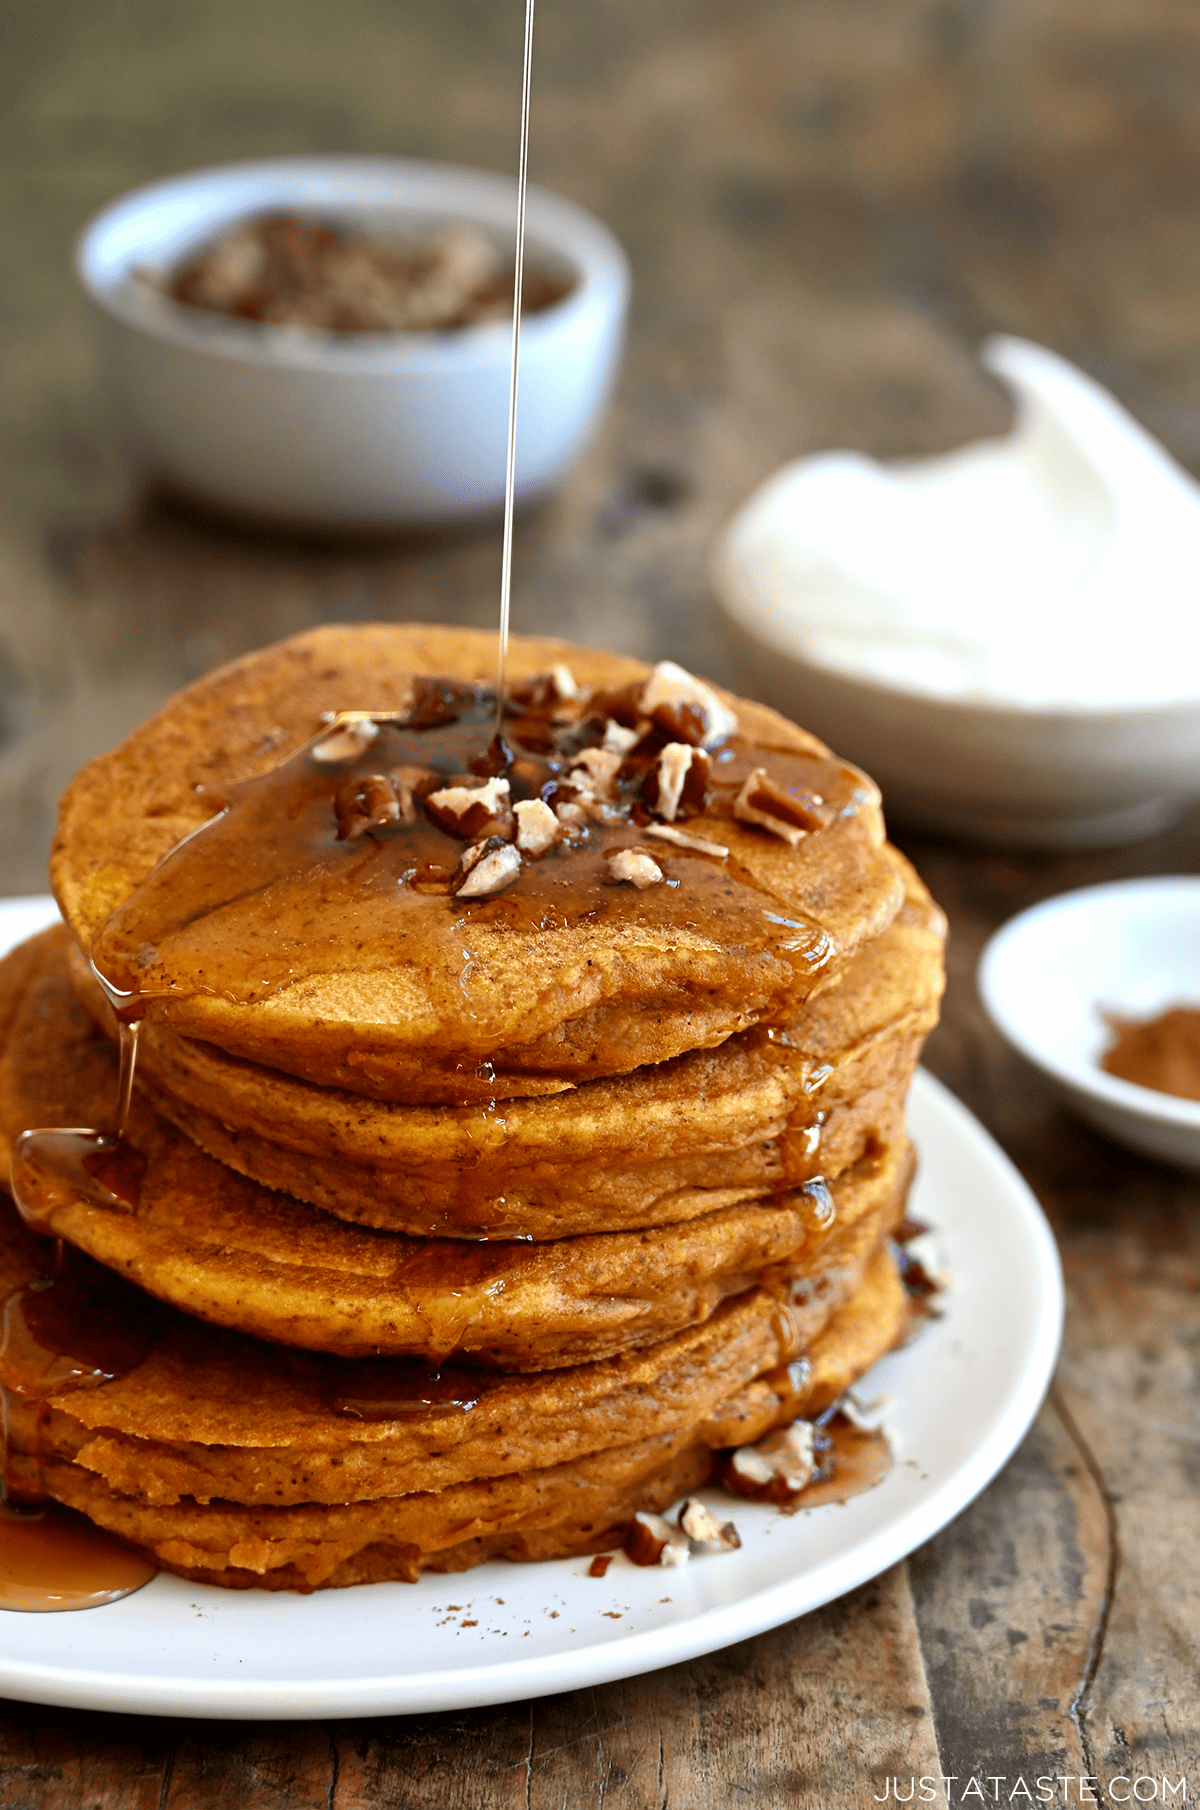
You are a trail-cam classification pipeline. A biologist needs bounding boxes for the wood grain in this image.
[329,1567,943,1810]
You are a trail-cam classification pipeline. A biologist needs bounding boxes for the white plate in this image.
[0,897,1062,1720]
[979,876,1200,1170]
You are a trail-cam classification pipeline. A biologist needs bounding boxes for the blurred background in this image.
[2,0,1199,886]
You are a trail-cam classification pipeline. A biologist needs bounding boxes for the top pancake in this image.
[51,624,905,1102]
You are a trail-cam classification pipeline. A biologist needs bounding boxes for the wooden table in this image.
[1,4,1198,1803]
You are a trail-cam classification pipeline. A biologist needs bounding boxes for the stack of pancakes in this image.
[0,625,944,1590]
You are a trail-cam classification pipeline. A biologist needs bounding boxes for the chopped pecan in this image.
[642,742,709,822]
[677,1499,741,1552]
[604,847,664,889]
[467,733,514,779]
[644,823,729,858]
[425,776,513,840]
[623,1510,691,1568]
[334,773,415,839]
[513,797,563,857]
[312,718,379,764]
[566,746,623,801]
[508,664,581,713]
[723,1420,817,1502]
[602,718,642,755]
[389,764,440,798]
[406,676,480,728]
[733,769,830,846]
[454,839,522,899]
[639,661,738,749]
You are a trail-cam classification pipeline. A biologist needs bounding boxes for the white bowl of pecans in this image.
[75,156,630,528]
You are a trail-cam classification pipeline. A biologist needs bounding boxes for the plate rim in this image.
[0,899,1063,1720]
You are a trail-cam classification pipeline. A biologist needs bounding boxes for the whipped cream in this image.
[717,336,1200,708]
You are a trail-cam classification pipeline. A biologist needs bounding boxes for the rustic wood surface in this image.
[0,3,1198,1804]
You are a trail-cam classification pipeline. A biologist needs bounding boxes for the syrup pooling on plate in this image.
[795,1415,892,1509]
[0,1501,156,1613]
[85,674,860,1026]
[0,1255,160,1610]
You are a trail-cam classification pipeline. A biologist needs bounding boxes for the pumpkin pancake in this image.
[0,929,910,1368]
[1,1190,910,1589]
[50,624,906,1104]
[63,857,944,1238]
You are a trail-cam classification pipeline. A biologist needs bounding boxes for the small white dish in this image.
[0,896,1062,1723]
[979,876,1200,1169]
[76,156,630,528]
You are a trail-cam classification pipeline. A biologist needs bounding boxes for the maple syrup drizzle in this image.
[9,1021,145,1240]
[495,0,537,731]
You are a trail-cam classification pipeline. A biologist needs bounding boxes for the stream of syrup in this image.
[494,0,537,725]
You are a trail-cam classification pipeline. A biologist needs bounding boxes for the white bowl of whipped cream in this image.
[714,336,1200,846]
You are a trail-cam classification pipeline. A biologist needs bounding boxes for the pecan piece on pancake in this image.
[733,768,831,846]
[513,797,564,857]
[453,838,522,899]
[602,717,641,755]
[508,663,581,713]
[425,776,514,840]
[552,793,590,837]
[678,1499,741,1553]
[333,773,416,839]
[312,717,380,763]
[405,675,481,728]
[639,660,738,748]
[644,822,729,858]
[623,1510,691,1568]
[565,746,623,802]
[467,732,514,779]
[642,742,709,822]
[604,847,664,890]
